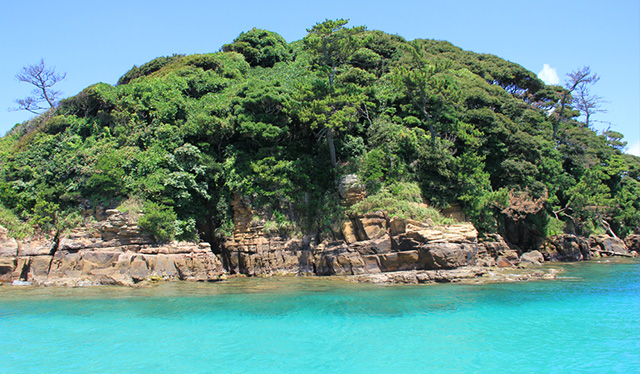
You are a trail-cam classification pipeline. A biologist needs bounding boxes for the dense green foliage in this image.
[1,20,638,246]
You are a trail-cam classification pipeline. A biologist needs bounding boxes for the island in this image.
[1,20,638,286]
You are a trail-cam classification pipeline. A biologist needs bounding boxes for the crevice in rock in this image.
[175,262,185,280]
[46,231,61,276]
[19,258,30,280]
[220,244,234,274]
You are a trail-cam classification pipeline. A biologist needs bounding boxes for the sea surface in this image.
[1,260,639,374]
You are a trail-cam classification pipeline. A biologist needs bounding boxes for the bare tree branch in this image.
[574,80,607,128]
[552,66,600,140]
[11,59,66,114]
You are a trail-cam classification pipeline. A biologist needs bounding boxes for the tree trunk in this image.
[326,127,337,167]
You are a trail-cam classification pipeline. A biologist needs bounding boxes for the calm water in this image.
[1,260,638,374]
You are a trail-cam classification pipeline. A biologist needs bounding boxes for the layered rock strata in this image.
[223,205,543,281]
[0,210,225,286]
[1,206,636,286]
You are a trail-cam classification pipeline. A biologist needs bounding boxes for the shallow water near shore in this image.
[1,260,639,373]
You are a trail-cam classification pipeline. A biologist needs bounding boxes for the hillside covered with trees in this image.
[1,19,639,251]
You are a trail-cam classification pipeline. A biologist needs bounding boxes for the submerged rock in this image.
[349,266,559,285]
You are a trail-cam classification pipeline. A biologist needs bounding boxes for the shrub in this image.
[117,54,185,85]
[138,201,178,243]
[0,203,33,239]
[349,182,454,224]
[222,28,292,68]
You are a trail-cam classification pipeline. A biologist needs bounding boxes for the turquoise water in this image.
[1,261,639,374]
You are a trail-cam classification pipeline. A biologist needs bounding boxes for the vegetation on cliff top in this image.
[1,20,638,249]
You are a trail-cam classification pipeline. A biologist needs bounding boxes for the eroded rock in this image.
[539,235,590,261]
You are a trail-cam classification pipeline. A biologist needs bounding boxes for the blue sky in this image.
[1,0,638,155]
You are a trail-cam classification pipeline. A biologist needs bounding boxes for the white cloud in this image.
[538,64,560,85]
[627,141,640,157]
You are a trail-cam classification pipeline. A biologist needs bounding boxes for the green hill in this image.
[1,19,638,251]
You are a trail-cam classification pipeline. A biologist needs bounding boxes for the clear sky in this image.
[1,0,638,155]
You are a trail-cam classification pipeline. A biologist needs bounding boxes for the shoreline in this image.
[3,259,638,289]
[2,212,638,288]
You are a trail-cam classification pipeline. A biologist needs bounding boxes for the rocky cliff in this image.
[0,204,636,287]
[0,210,225,286]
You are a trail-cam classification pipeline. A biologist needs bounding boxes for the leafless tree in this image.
[552,66,600,140]
[574,78,607,128]
[12,59,66,114]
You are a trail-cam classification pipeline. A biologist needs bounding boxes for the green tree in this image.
[393,43,459,145]
[222,28,292,68]
[301,19,366,167]
[304,19,366,88]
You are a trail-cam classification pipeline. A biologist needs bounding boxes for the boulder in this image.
[590,235,629,255]
[350,212,387,241]
[350,236,391,255]
[314,242,367,276]
[520,250,544,266]
[420,243,477,269]
[405,223,477,244]
[625,234,640,252]
[539,235,590,261]
[341,221,358,244]
[338,174,366,206]
[377,251,421,272]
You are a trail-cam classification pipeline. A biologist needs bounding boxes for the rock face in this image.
[625,234,640,252]
[223,204,517,279]
[538,235,591,261]
[0,225,18,282]
[0,212,225,286]
[589,235,628,255]
[2,204,633,286]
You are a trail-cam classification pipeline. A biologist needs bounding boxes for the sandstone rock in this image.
[129,255,151,281]
[361,255,382,273]
[314,242,368,276]
[350,236,391,255]
[624,234,640,252]
[58,226,103,252]
[390,234,422,252]
[377,250,421,272]
[479,234,512,258]
[351,267,487,284]
[224,234,316,276]
[495,256,515,268]
[420,243,477,270]
[404,223,477,244]
[23,255,53,282]
[99,211,153,245]
[338,174,366,205]
[17,239,55,256]
[0,236,18,258]
[0,256,15,281]
[520,250,544,266]
[539,235,590,261]
[590,235,629,255]
[341,221,358,244]
[388,217,406,236]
